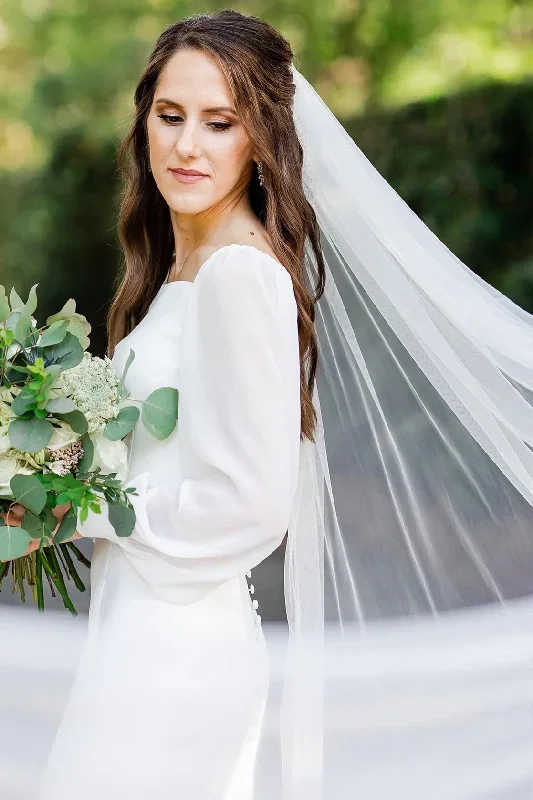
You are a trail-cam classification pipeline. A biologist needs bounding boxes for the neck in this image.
[169,183,256,269]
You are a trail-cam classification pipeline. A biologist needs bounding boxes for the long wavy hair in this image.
[108,10,326,442]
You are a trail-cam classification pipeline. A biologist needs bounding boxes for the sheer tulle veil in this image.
[281,63,533,798]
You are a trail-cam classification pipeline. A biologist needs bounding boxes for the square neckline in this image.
[162,243,284,289]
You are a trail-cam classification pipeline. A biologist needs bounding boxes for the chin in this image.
[165,193,213,215]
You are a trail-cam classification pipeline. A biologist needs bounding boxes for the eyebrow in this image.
[154,98,237,115]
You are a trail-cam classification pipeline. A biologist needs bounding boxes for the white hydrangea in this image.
[59,352,120,433]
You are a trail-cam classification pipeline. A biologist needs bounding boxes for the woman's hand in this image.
[0,502,82,559]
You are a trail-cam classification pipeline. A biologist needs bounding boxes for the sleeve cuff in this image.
[76,499,122,542]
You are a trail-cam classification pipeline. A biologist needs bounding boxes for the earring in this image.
[257,160,264,188]
[146,144,152,173]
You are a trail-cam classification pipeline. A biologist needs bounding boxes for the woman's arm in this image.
[77,247,301,602]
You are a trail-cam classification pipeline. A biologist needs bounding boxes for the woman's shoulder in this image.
[188,244,296,328]
[195,242,293,293]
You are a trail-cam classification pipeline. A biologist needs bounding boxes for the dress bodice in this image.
[111,280,194,488]
[77,244,302,605]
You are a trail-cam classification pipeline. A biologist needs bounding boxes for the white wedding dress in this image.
[38,243,302,800]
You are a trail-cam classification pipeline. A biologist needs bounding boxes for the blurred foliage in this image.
[348,78,533,289]
[0,0,532,354]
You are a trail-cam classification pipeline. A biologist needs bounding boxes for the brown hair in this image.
[108,10,325,442]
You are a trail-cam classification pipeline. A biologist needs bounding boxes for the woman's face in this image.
[146,48,256,215]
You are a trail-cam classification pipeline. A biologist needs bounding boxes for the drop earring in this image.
[257,160,264,188]
[146,144,152,173]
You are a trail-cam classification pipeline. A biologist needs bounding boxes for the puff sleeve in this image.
[77,247,301,603]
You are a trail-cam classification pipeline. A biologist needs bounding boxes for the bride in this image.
[9,8,533,800]
[37,12,310,800]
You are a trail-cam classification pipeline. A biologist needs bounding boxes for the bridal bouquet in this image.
[0,284,178,613]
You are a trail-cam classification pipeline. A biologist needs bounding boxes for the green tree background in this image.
[1,1,532,355]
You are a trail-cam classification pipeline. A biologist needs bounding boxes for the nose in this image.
[174,119,201,159]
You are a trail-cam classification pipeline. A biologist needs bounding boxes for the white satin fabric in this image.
[36,243,302,800]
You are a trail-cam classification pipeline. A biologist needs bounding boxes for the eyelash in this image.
[157,114,231,132]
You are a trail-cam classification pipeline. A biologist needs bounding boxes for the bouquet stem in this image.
[0,542,87,615]
[66,541,91,568]
[35,551,44,612]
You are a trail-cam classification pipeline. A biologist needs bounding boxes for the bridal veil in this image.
[282,63,533,799]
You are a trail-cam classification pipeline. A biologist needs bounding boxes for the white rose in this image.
[47,421,80,451]
[90,431,129,482]
[48,461,66,476]
[0,455,35,497]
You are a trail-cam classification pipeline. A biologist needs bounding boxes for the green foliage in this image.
[10,474,47,515]
[345,78,533,296]
[0,523,32,561]
[1,0,532,342]
[53,508,78,544]
[55,410,88,434]
[117,349,136,399]
[8,417,55,453]
[108,500,136,538]
[141,387,180,440]
[38,319,70,348]
[0,278,176,612]
[104,406,140,441]
[494,256,533,308]
[77,432,93,471]
[41,332,84,371]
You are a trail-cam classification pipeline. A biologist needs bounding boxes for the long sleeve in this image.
[77,246,301,603]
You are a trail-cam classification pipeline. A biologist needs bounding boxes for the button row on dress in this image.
[245,571,261,624]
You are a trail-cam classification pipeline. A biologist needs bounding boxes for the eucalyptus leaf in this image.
[117,348,135,398]
[46,298,77,326]
[39,319,70,348]
[78,432,94,472]
[9,287,25,313]
[5,363,29,376]
[46,364,62,382]
[108,501,136,538]
[21,508,45,538]
[14,311,33,347]
[0,286,9,323]
[41,506,58,537]
[4,310,20,333]
[10,474,47,515]
[21,505,56,539]
[45,300,91,351]
[55,410,88,435]
[11,387,36,416]
[26,285,38,317]
[104,406,139,441]
[9,417,54,453]
[54,508,78,544]
[46,396,77,413]
[41,331,83,370]
[0,524,32,561]
[141,387,179,441]
[66,317,91,351]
